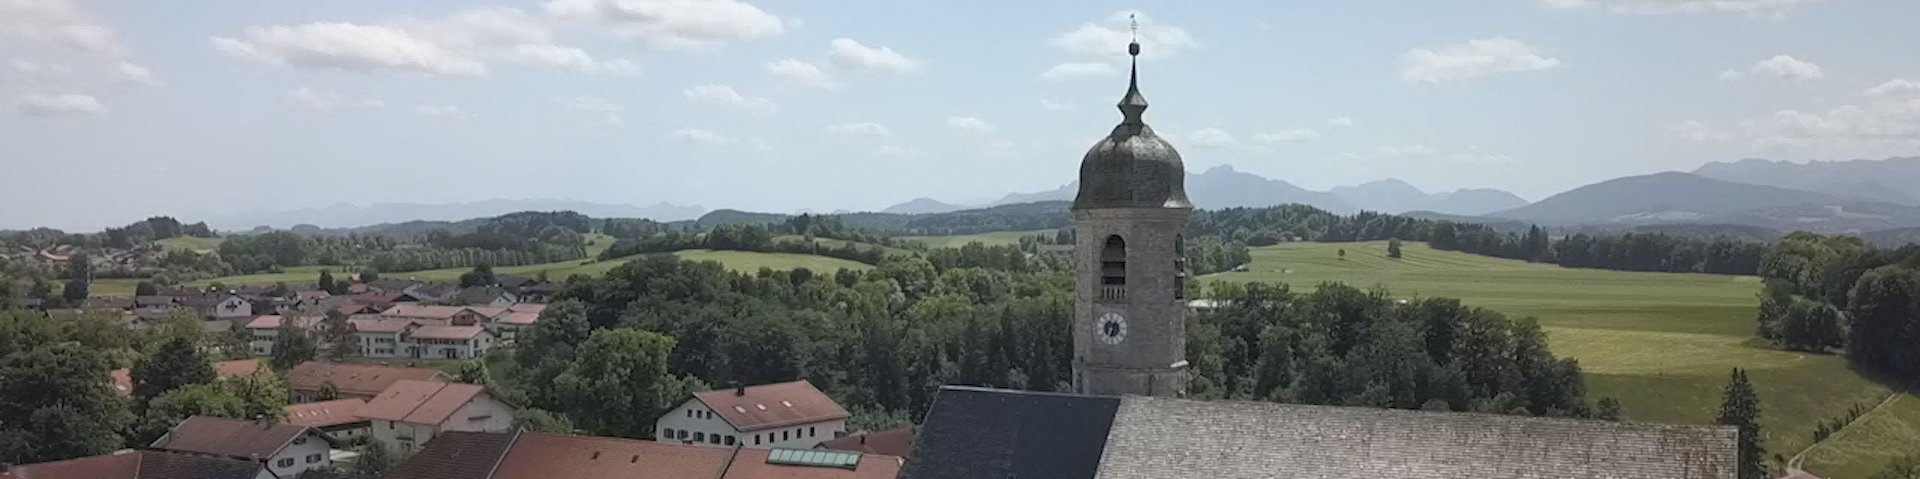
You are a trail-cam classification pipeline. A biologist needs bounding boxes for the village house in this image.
[655,380,849,450]
[286,361,446,402]
[0,449,261,479]
[385,430,902,479]
[148,416,334,479]
[181,293,253,320]
[349,318,418,358]
[382,305,484,326]
[361,380,514,453]
[110,359,264,398]
[407,325,496,359]
[243,315,324,357]
[284,398,372,441]
[452,286,517,307]
[492,310,540,343]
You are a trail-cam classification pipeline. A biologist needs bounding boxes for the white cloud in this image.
[1541,0,1824,16]
[1185,128,1236,148]
[565,96,624,126]
[1040,98,1075,111]
[827,122,891,138]
[828,38,920,74]
[946,116,995,134]
[1747,54,1823,81]
[0,0,127,57]
[212,23,490,76]
[413,104,475,119]
[1663,119,1729,141]
[15,93,104,117]
[114,62,156,85]
[544,0,783,51]
[683,84,775,114]
[1719,69,1745,81]
[1866,79,1920,97]
[1253,128,1321,144]
[1040,62,1116,81]
[766,58,839,89]
[667,128,736,145]
[1744,100,1920,150]
[1401,37,1561,85]
[289,87,342,111]
[212,8,639,77]
[1052,11,1197,61]
[1327,117,1355,127]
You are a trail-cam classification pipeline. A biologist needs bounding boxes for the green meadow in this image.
[1204,240,1917,478]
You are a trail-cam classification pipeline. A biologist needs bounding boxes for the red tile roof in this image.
[466,306,509,319]
[382,305,473,320]
[109,360,263,397]
[149,416,316,460]
[818,426,916,458]
[348,318,417,334]
[0,450,260,479]
[244,315,321,330]
[695,380,849,432]
[507,303,546,314]
[497,311,540,326]
[382,431,516,479]
[283,398,369,428]
[0,450,139,478]
[410,325,488,340]
[722,448,904,479]
[490,432,734,479]
[286,362,445,397]
[360,380,488,426]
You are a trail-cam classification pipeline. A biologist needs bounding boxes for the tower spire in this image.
[1118,13,1147,126]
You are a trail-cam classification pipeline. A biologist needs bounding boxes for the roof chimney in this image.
[732,381,745,396]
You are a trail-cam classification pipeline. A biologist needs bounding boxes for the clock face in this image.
[1097,312,1128,345]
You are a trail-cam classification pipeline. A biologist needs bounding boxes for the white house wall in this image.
[264,430,332,479]
[652,399,846,450]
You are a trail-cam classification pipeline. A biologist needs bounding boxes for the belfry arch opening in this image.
[1100,235,1127,302]
[1175,234,1187,300]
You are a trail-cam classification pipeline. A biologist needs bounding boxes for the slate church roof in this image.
[901,386,1738,479]
[899,387,1120,479]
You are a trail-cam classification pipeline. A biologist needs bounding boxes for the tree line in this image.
[1754,232,1920,386]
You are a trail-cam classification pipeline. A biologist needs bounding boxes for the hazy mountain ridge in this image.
[907,165,1524,216]
[203,199,707,231]
[1692,157,1920,205]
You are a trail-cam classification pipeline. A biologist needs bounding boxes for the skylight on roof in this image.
[781,400,793,408]
[756,404,767,410]
[766,448,861,469]
[734,406,746,413]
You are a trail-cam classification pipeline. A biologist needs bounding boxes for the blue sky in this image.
[5,0,1920,230]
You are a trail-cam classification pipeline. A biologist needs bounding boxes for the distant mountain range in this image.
[893,165,1528,216]
[1692,157,1920,205]
[202,199,706,231]
[1485,170,1920,234]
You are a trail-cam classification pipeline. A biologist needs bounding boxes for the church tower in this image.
[1071,30,1190,397]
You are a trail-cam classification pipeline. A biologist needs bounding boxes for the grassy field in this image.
[771,235,913,256]
[1204,241,1917,477]
[156,236,224,253]
[901,229,1056,248]
[673,249,872,273]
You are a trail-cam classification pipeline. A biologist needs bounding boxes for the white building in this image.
[406,325,496,359]
[150,415,334,479]
[244,315,324,356]
[655,380,850,450]
[361,379,515,453]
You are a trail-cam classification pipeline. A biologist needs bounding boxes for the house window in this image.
[387,421,395,430]
[306,453,323,463]
[724,435,735,446]
[277,458,295,468]
[663,428,675,439]
[686,410,693,418]
[754,434,761,445]
[781,430,789,441]
[694,432,705,442]
[709,434,720,445]
[293,437,307,445]
[678,430,688,440]
[810,426,816,437]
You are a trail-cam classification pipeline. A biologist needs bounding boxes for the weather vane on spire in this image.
[1128,13,1141,57]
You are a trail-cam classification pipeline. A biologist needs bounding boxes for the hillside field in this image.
[1203,241,1918,478]
[901,229,1054,248]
